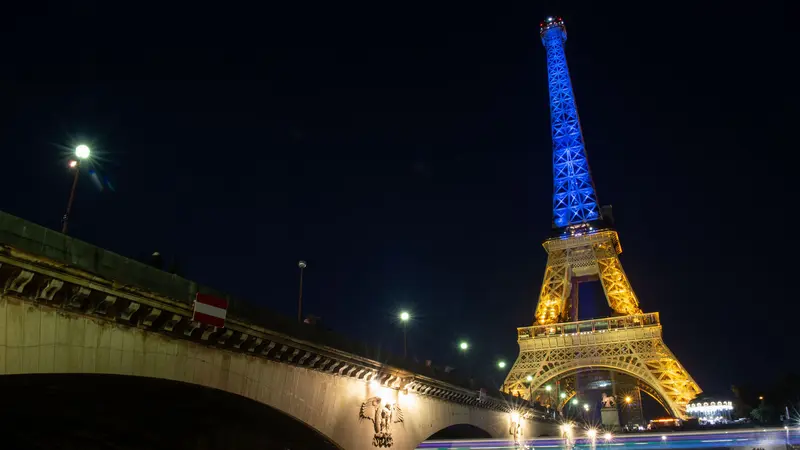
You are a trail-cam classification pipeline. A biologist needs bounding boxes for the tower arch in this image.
[530,366,675,418]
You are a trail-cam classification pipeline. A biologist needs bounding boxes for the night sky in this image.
[2,1,790,397]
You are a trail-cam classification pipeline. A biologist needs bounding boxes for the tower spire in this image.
[541,17,599,228]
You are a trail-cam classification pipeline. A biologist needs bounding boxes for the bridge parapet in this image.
[0,210,547,418]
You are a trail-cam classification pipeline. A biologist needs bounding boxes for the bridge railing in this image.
[517,312,660,340]
[0,210,550,414]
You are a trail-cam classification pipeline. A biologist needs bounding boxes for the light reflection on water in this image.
[417,427,799,450]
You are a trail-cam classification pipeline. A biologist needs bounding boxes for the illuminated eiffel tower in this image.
[502,17,701,419]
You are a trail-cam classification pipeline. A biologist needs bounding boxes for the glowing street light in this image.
[459,341,469,351]
[497,360,507,369]
[603,432,613,441]
[61,144,91,234]
[625,396,633,404]
[583,403,590,411]
[560,392,567,399]
[586,428,597,440]
[75,144,90,159]
[545,385,552,392]
[526,375,533,382]
[399,311,410,358]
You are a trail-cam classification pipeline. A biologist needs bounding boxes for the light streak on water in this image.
[416,427,800,450]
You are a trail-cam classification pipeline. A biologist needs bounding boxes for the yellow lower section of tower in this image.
[534,230,642,325]
[503,313,702,419]
[513,230,701,418]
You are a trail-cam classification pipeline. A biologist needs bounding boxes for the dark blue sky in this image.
[2,1,790,396]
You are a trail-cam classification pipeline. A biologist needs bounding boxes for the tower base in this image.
[503,313,701,419]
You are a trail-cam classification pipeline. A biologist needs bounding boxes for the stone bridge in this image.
[0,211,558,449]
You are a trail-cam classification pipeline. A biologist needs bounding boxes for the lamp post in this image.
[62,144,90,234]
[297,260,307,322]
[399,311,410,358]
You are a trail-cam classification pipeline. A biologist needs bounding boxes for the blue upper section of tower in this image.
[540,17,600,228]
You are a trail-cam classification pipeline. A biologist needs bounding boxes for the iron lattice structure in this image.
[542,17,599,228]
[503,17,701,419]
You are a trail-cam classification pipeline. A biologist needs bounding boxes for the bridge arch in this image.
[0,373,344,449]
[0,296,559,450]
[529,363,681,418]
[425,423,492,440]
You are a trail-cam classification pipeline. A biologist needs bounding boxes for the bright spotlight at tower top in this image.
[75,144,90,159]
[540,16,566,41]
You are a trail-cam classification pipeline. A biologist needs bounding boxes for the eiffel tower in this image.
[502,17,701,419]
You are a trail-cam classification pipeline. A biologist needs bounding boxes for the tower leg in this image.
[534,248,572,324]
[592,241,642,316]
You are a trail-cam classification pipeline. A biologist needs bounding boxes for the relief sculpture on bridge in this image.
[359,397,404,448]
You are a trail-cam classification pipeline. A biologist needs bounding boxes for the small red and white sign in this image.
[193,293,228,328]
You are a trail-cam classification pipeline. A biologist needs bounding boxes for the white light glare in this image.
[661,435,667,441]
[75,144,90,159]
[586,428,597,439]
[603,432,613,441]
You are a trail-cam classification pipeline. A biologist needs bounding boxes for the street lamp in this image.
[560,392,567,399]
[61,144,91,234]
[526,375,533,382]
[625,396,633,404]
[545,385,552,392]
[399,311,410,358]
[572,398,579,405]
[459,341,469,351]
[498,360,507,369]
[297,260,307,322]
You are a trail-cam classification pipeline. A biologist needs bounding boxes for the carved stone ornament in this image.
[602,392,616,408]
[359,397,404,448]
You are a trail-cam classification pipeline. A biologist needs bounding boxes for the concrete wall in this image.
[0,294,555,449]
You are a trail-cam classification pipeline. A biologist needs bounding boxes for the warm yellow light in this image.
[625,396,632,404]
[510,412,520,423]
[526,375,533,382]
